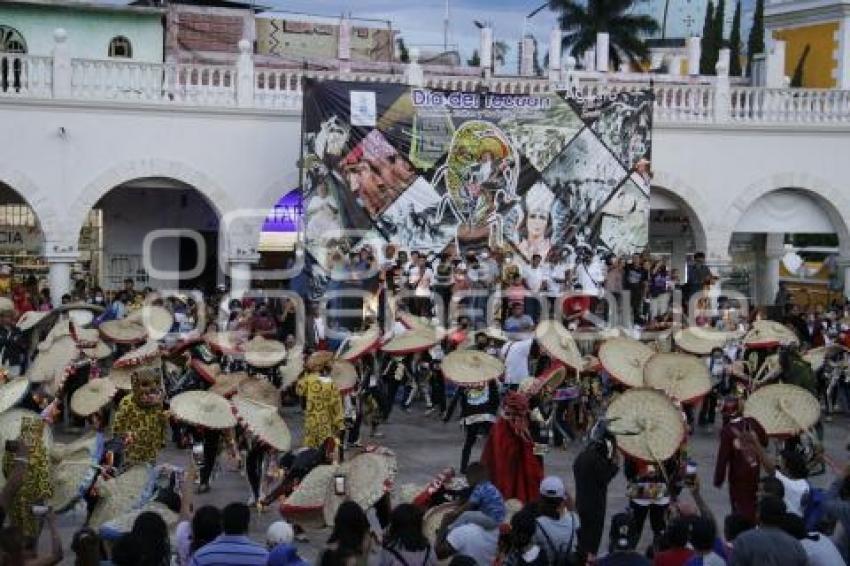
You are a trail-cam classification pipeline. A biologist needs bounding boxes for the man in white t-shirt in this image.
[501,333,533,389]
[407,255,433,317]
[436,523,499,565]
[523,254,548,322]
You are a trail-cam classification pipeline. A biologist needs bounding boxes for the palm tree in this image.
[493,40,510,66]
[548,0,659,69]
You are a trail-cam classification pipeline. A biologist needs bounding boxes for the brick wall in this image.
[166,5,254,59]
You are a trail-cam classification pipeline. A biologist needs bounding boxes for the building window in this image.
[108,36,132,58]
[0,26,26,53]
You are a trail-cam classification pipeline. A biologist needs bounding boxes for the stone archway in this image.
[0,164,60,247]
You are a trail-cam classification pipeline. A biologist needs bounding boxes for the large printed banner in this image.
[300,79,652,285]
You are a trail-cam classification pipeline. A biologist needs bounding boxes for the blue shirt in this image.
[469,481,506,523]
[189,534,269,566]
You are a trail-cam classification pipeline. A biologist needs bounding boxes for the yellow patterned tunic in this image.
[3,418,52,538]
[112,395,167,466]
[296,372,344,449]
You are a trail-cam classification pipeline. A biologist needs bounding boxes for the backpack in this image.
[802,484,828,532]
[535,517,577,566]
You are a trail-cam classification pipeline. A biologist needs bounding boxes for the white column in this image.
[404,47,424,87]
[47,259,73,303]
[714,48,731,123]
[339,17,351,73]
[766,39,786,88]
[763,233,784,307]
[669,55,683,76]
[548,28,561,81]
[52,28,71,99]
[595,32,609,72]
[520,36,535,76]
[236,39,254,108]
[687,36,701,76]
[480,27,493,77]
[838,16,850,88]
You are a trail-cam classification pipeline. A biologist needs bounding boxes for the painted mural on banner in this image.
[300,79,652,295]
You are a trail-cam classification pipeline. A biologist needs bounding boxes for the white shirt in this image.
[523,264,547,292]
[501,337,533,385]
[775,470,809,516]
[409,265,433,297]
[446,524,499,565]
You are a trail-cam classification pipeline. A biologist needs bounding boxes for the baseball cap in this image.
[539,476,565,499]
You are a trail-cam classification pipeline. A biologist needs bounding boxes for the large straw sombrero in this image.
[0,297,14,313]
[442,350,503,387]
[423,502,459,543]
[235,378,280,407]
[743,320,799,349]
[99,319,147,344]
[643,352,711,404]
[107,367,133,391]
[80,340,112,360]
[50,433,98,464]
[243,336,287,368]
[71,325,101,348]
[599,337,654,388]
[209,372,251,398]
[382,327,442,355]
[88,465,151,528]
[100,502,179,539]
[114,341,161,369]
[803,344,849,373]
[49,446,97,511]
[232,397,292,451]
[126,306,174,341]
[323,450,397,525]
[339,327,381,362]
[169,390,237,430]
[281,464,337,513]
[39,320,72,350]
[531,365,567,396]
[70,379,118,417]
[330,360,358,394]
[674,327,732,355]
[0,378,28,414]
[204,331,245,355]
[190,360,221,384]
[743,383,820,436]
[605,388,686,463]
[0,409,53,450]
[279,358,304,390]
[16,311,48,332]
[27,335,79,384]
[399,312,433,331]
[535,321,583,372]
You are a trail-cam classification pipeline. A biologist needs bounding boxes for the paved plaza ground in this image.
[46,404,850,564]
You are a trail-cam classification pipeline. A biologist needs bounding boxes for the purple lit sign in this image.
[262,190,302,233]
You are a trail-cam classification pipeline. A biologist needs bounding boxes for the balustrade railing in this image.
[3,52,850,126]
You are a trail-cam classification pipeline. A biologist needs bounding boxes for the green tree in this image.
[747,0,765,76]
[713,0,726,52]
[494,40,510,66]
[467,49,481,67]
[700,1,716,75]
[396,37,410,63]
[729,1,743,76]
[547,0,659,69]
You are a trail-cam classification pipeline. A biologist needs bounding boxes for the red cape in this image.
[481,418,544,503]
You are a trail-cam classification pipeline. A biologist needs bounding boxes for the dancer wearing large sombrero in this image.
[112,365,167,467]
[296,351,344,458]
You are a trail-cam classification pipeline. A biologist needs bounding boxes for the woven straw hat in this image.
[442,350,503,386]
[423,502,459,543]
[243,336,287,368]
[80,340,112,360]
[114,341,161,369]
[0,378,28,414]
[382,327,442,355]
[70,379,118,417]
[88,465,151,528]
[305,350,334,372]
[323,450,397,526]
[126,306,174,341]
[643,352,711,404]
[743,383,820,436]
[399,311,433,331]
[0,297,14,313]
[16,310,48,331]
[0,409,52,450]
[204,331,245,355]
[331,360,358,394]
[108,367,133,390]
[169,390,237,430]
[27,335,79,384]
[232,397,292,451]
[99,319,147,344]
[50,433,98,464]
[395,483,423,505]
[674,327,732,355]
[235,377,280,407]
[72,326,101,348]
[743,320,799,349]
[101,502,179,537]
[535,321,583,372]
[339,327,381,362]
[209,371,251,398]
[483,327,509,343]
[281,464,337,513]
[190,360,221,384]
[533,365,568,395]
[599,337,654,388]
[49,446,97,511]
[605,388,685,463]
[279,357,304,390]
[803,344,849,373]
